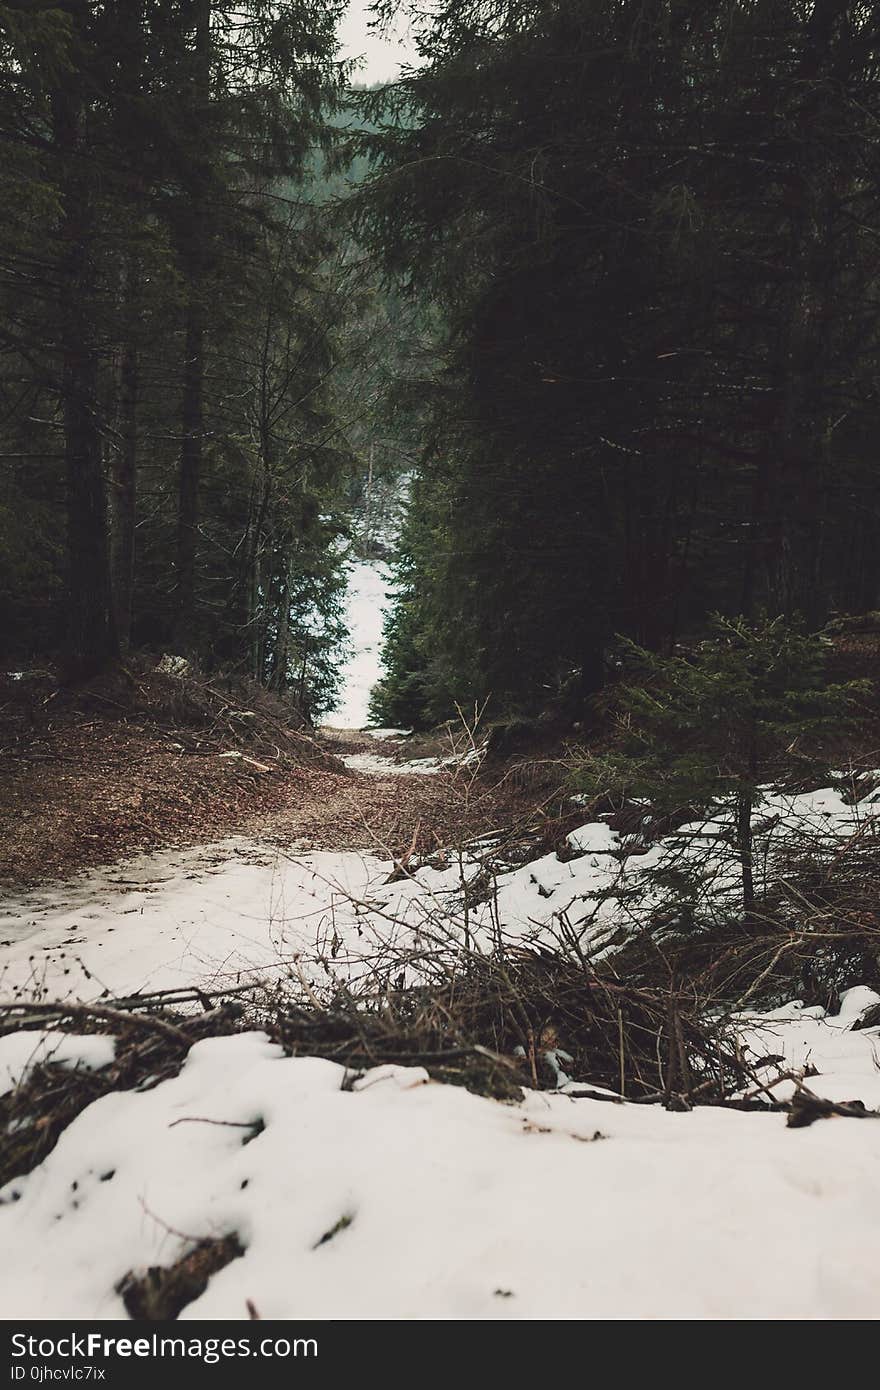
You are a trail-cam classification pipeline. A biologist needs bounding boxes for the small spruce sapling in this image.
[575,616,865,922]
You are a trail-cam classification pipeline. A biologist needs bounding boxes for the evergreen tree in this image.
[573,616,866,917]
[0,0,353,714]
[359,1,880,722]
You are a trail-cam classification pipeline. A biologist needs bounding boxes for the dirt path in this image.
[258,741,525,862]
[0,717,530,888]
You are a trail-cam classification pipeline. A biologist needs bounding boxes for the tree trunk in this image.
[110,257,139,651]
[173,0,211,652]
[736,787,755,921]
[578,637,604,710]
[740,453,769,620]
[771,0,848,624]
[109,0,146,653]
[54,81,118,680]
[175,296,204,649]
[268,554,291,693]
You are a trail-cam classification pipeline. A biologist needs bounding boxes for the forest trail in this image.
[0,713,524,890]
[0,557,514,889]
[252,727,520,866]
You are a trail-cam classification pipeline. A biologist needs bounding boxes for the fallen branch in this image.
[787,1086,880,1129]
[0,1000,191,1045]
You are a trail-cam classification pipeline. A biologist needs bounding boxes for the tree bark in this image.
[110,257,139,651]
[175,296,204,648]
[771,0,849,624]
[108,0,146,654]
[54,78,118,680]
[736,787,755,921]
[173,0,211,652]
[268,553,291,693]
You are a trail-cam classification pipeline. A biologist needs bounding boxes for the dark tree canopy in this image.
[0,0,359,715]
[361,1,880,725]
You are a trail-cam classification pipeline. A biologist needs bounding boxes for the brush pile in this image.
[2,947,845,1197]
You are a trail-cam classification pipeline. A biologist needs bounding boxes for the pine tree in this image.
[573,616,866,918]
[359,1,880,721]
[0,0,352,705]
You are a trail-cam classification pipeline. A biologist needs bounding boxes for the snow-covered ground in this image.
[0,842,385,1001]
[324,562,390,729]
[1,782,878,1003]
[2,783,879,1320]
[0,1030,115,1098]
[339,732,486,777]
[0,995,878,1320]
[340,751,440,775]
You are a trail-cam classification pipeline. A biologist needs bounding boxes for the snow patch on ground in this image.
[341,752,440,776]
[0,841,386,1000]
[736,987,880,1107]
[2,781,880,1319]
[0,1031,115,1098]
[2,781,879,1004]
[341,736,487,777]
[0,1017,877,1320]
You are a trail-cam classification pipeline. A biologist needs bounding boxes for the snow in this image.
[565,823,619,855]
[324,562,390,729]
[0,1030,115,1098]
[0,1012,877,1320]
[2,779,880,1320]
[2,780,878,1003]
[0,824,632,1003]
[341,751,440,775]
[340,736,486,777]
[736,987,880,1108]
[0,841,387,1000]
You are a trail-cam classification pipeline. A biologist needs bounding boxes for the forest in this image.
[1,0,880,1334]
[366,0,880,726]
[4,1,879,729]
[0,0,412,716]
